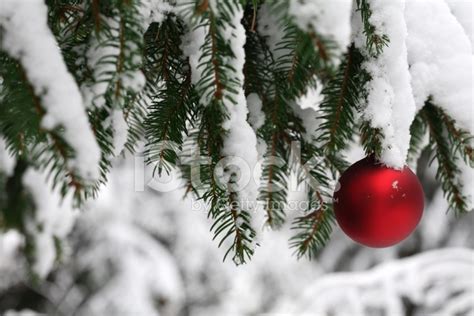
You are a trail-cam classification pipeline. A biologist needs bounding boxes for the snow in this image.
[444,0,473,51]
[0,2,473,315]
[208,0,219,14]
[274,248,474,315]
[121,69,146,93]
[71,162,184,315]
[405,0,473,134]
[246,93,264,131]
[297,80,324,111]
[0,137,15,176]
[139,0,174,27]
[257,3,287,60]
[82,13,147,109]
[0,0,101,181]
[289,0,352,60]
[420,189,452,248]
[291,81,325,142]
[292,100,320,143]
[83,17,120,109]
[0,230,25,291]
[460,161,474,212]
[180,22,208,86]
[246,93,267,159]
[4,310,38,316]
[76,218,183,316]
[353,0,416,169]
[392,180,399,190]
[83,14,145,105]
[111,109,128,156]
[22,168,77,278]
[215,3,260,215]
[1,154,472,315]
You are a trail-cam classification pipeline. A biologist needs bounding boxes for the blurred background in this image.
[0,146,473,316]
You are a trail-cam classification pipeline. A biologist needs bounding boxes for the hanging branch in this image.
[438,108,474,167]
[355,0,389,56]
[421,101,471,214]
[1,159,34,231]
[182,0,258,265]
[144,16,198,174]
[290,189,335,259]
[0,55,89,204]
[318,46,367,153]
[288,140,335,259]
[407,112,428,167]
[253,0,335,228]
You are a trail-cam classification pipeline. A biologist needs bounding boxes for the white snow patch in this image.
[83,15,145,109]
[111,110,129,156]
[353,0,416,169]
[4,310,39,316]
[257,3,287,61]
[444,0,473,51]
[392,180,399,190]
[405,0,473,134]
[0,0,101,181]
[274,248,474,315]
[139,0,174,27]
[247,93,265,131]
[0,138,15,176]
[22,168,77,278]
[289,0,352,61]
[181,24,208,86]
[0,230,25,291]
[297,80,324,111]
[83,17,120,109]
[217,3,259,215]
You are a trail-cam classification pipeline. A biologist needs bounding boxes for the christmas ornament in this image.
[333,155,424,247]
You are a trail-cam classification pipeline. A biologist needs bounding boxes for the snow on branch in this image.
[353,0,416,169]
[289,0,352,62]
[22,168,77,278]
[0,231,25,291]
[177,0,259,264]
[405,0,473,134]
[0,0,101,181]
[217,2,259,211]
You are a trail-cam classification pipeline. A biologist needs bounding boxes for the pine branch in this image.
[273,23,333,99]
[0,55,92,204]
[288,140,334,259]
[144,16,198,174]
[318,46,366,153]
[421,101,470,214]
[243,5,274,98]
[290,191,335,260]
[438,108,474,167]
[181,0,259,264]
[355,0,390,56]
[257,91,296,228]
[1,159,34,231]
[246,1,338,228]
[92,0,101,33]
[198,101,257,265]
[407,112,428,167]
[360,122,384,157]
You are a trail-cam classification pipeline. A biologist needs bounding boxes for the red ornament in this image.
[333,155,424,247]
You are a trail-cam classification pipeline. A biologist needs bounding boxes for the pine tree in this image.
[0,0,472,271]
